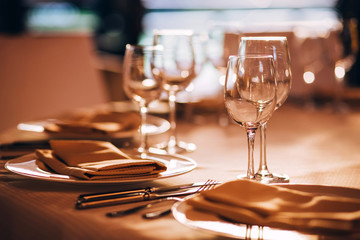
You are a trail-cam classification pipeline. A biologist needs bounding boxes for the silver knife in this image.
[75,182,219,209]
[77,181,219,203]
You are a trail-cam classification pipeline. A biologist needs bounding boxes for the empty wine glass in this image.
[153,29,197,154]
[207,25,241,76]
[224,55,277,179]
[239,36,292,183]
[207,26,242,126]
[123,44,163,153]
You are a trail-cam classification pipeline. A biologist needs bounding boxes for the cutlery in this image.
[106,197,182,217]
[77,181,220,203]
[142,180,218,219]
[106,179,217,218]
[76,180,220,209]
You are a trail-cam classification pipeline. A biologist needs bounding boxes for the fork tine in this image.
[142,179,219,219]
[207,179,217,191]
[196,179,217,193]
[195,179,211,193]
[206,180,217,191]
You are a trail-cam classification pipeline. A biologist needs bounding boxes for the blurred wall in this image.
[0,34,109,132]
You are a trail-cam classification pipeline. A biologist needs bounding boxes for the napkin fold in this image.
[187,180,360,233]
[35,140,167,180]
[44,111,141,135]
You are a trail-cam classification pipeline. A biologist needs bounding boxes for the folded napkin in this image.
[44,111,141,135]
[187,179,360,233]
[35,140,167,180]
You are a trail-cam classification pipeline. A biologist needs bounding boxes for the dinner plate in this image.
[172,184,360,240]
[17,115,170,139]
[5,150,197,184]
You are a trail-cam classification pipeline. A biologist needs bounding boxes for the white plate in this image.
[17,115,170,139]
[5,150,196,184]
[172,184,360,240]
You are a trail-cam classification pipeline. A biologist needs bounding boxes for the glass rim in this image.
[229,54,274,60]
[125,44,164,52]
[240,36,287,41]
[238,52,289,56]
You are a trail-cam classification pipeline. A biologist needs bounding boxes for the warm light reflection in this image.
[143,79,156,87]
[252,76,260,83]
[185,83,194,92]
[17,123,44,132]
[303,71,315,84]
[285,69,290,77]
[181,70,190,78]
[334,65,345,80]
[140,106,148,114]
[189,221,307,239]
[169,94,176,102]
[152,68,160,75]
[168,159,178,168]
[219,75,226,86]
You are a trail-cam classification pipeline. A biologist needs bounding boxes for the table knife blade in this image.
[75,182,220,209]
[77,181,220,203]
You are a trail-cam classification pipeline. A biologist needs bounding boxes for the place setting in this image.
[1,7,360,239]
[6,102,169,143]
[172,179,360,240]
[4,30,203,185]
[6,32,358,240]
[4,139,197,184]
[169,36,360,240]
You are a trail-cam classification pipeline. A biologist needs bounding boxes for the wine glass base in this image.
[236,174,256,180]
[153,140,196,154]
[236,172,289,183]
[255,172,290,184]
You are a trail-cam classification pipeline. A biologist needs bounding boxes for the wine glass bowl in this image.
[225,58,277,127]
[153,29,197,154]
[239,36,292,183]
[273,53,292,109]
[224,55,277,179]
[207,24,241,76]
[123,44,163,153]
[154,29,196,92]
[239,37,292,109]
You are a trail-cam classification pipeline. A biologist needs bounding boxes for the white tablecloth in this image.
[1,103,360,239]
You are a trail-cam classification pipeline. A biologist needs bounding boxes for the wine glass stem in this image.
[257,123,271,176]
[168,90,178,148]
[246,128,256,179]
[139,103,148,153]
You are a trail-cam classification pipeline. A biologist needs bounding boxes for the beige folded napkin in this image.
[44,111,141,135]
[35,140,167,180]
[187,179,360,233]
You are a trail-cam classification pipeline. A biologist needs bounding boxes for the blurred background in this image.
[0,0,359,132]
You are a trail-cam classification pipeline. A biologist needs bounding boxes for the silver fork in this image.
[142,179,218,219]
[106,179,218,218]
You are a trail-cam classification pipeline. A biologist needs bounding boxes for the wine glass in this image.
[153,29,197,154]
[207,25,241,76]
[123,44,163,154]
[239,36,292,183]
[207,25,241,126]
[224,55,277,179]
